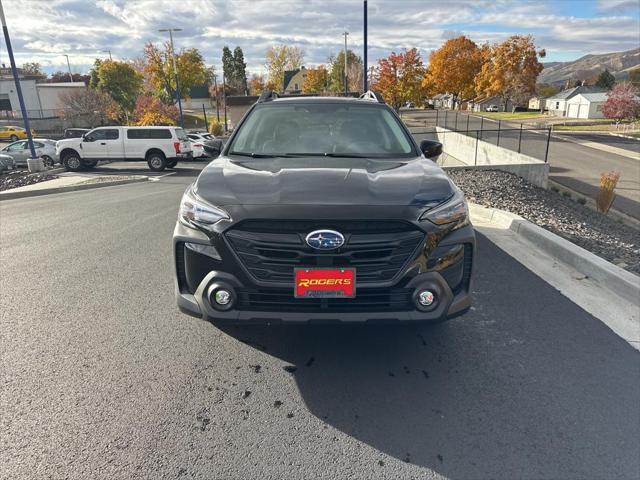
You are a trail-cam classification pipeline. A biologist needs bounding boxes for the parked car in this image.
[173,91,475,325]
[187,132,223,158]
[0,153,15,171]
[486,105,499,112]
[63,128,90,139]
[188,139,206,158]
[0,138,59,167]
[56,126,192,172]
[0,126,36,142]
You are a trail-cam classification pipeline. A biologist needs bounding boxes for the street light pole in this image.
[363,0,367,92]
[63,54,73,82]
[342,31,349,95]
[159,28,184,129]
[0,0,38,165]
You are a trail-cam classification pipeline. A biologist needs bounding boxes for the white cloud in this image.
[1,0,638,76]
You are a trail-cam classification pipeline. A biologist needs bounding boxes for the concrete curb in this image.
[469,203,640,305]
[609,132,640,141]
[0,176,149,201]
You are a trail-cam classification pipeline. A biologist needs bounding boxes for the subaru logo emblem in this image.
[305,229,345,250]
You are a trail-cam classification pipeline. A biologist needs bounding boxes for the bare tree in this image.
[59,88,119,127]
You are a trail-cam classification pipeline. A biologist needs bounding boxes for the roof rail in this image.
[257,90,279,103]
[359,90,385,104]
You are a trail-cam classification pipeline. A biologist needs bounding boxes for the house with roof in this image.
[283,67,307,93]
[544,86,605,117]
[181,84,211,110]
[469,95,505,112]
[564,92,610,119]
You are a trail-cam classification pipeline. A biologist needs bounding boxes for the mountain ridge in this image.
[539,48,640,85]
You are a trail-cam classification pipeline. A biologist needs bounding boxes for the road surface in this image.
[1,162,639,479]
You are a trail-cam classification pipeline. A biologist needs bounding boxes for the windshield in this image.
[175,128,189,141]
[228,102,416,158]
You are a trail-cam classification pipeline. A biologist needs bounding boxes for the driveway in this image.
[1,165,638,479]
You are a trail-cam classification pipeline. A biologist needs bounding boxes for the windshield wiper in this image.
[229,151,304,158]
[322,152,370,158]
[285,152,371,158]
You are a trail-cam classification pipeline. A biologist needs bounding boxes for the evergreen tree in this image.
[222,46,235,91]
[596,69,616,90]
[233,47,248,95]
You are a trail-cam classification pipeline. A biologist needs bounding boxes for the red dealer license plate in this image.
[294,268,356,298]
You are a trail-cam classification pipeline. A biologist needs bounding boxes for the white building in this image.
[544,86,605,117]
[565,92,608,119]
[0,78,86,118]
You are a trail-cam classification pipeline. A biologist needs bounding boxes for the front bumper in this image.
[173,219,475,324]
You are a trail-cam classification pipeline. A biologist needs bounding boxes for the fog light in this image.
[214,289,231,305]
[418,290,435,307]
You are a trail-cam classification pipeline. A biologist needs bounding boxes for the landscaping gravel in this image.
[0,170,58,192]
[448,169,640,275]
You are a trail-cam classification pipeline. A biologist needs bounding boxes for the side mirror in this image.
[419,140,443,158]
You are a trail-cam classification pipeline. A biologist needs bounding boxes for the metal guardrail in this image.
[407,109,553,163]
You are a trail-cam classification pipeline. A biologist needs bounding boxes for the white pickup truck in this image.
[56,126,193,172]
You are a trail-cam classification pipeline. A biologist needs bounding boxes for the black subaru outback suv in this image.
[173,91,475,323]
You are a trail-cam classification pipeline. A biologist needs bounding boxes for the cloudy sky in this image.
[2,0,639,76]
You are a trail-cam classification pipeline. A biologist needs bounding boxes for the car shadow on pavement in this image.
[215,234,640,478]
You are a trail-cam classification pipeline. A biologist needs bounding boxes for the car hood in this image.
[194,156,454,207]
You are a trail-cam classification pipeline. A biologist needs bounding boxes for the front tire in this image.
[41,155,54,167]
[63,152,83,172]
[147,152,167,172]
[10,134,18,142]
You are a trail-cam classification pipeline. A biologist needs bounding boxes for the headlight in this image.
[179,184,229,229]
[420,189,468,226]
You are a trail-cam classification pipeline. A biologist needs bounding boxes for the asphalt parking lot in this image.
[1,162,639,479]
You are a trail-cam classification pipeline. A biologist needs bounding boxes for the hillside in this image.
[538,48,640,85]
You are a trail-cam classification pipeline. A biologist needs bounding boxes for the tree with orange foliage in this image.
[302,65,329,93]
[372,48,426,111]
[475,35,544,112]
[133,95,178,126]
[422,36,483,109]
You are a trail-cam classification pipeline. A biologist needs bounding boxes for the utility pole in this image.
[343,31,349,95]
[212,69,220,122]
[159,28,184,129]
[63,54,73,82]
[0,0,38,167]
[102,49,112,60]
[363,0,367,92]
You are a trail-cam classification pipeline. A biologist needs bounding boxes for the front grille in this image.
[236,288,414,312]
[224,220,425,285]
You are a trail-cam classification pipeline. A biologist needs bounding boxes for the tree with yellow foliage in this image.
[302,65,329,93]
[475,35,544,112]
[422,36,483,110]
